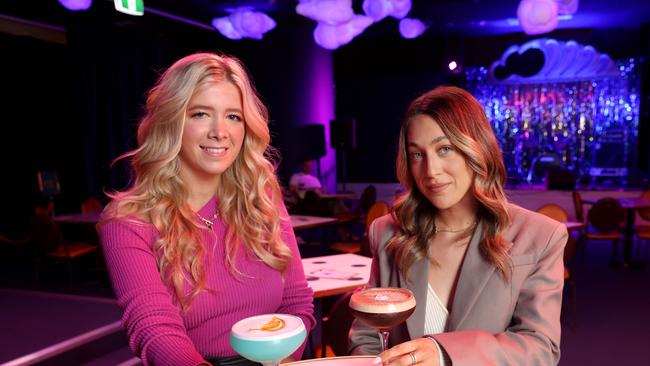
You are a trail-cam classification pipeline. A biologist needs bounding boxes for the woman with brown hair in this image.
[99,53,314,366]
[349,86,567,366]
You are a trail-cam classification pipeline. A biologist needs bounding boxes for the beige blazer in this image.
[349,203,567,366]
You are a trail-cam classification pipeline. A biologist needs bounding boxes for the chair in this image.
[562,235,579,328]
[296,190,329,217]
[584,198,625,266]
[632,189,650,232]
[572,191,585,223]
[81,197,104,214]
[633,189,650,267]
[31,211,98,288]
[329,201,389,255]
[318,291,355,357]
[536,204,577,326]
[358,185,377,216]
[536,203,569,222]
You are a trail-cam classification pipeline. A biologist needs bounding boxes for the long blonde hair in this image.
[100,53,292,310]
[387,85,511,281]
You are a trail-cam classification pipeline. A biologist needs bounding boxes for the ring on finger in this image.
[409,351,417,365]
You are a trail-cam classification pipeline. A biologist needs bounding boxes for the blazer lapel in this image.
[401,255,428,338]
[448,222,512,329]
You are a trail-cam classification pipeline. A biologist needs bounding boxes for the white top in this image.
[424,284,449,334]
[289,172,322,197]
[424,284,451,366]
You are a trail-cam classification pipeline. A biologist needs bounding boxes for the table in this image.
[302,253,372,298]
[615,197,650,268]
[564,221,586,231]
[291,215,339,231]
[319,193,356,200]
[52,212,101,225]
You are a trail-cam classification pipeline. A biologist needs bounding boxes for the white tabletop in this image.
[302,253,372,298]
[290,215,338,230]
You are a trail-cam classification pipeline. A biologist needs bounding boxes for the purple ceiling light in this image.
[313,15,373,50]
[388,0,411,19]
[296,0,354,25]
[58,0,92,11]
[399,18,426,39]
[517,0,558,35]
[362,0,411,22]
[212,8,276,40]
[556,0,579,15]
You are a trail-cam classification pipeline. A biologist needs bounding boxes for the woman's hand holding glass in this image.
[375,338,440,366]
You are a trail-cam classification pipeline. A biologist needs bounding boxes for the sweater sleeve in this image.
[274,201,316,360]
[99,219,206,366]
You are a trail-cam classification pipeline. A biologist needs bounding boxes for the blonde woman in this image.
[349,86,567,366]
[99,53,315,366]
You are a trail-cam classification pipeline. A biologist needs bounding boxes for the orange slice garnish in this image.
[249,316,286,332]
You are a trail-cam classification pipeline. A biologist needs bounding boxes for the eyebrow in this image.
[407,135,449,147]
[187,105,243,114]
[187,104,214,111]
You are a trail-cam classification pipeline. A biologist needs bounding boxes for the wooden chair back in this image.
[637,189,650,221]
[537,203,569,222]
[587,198,625,232]
[359,201,389,257]
[365,201,389,234]
[572,191,584,222]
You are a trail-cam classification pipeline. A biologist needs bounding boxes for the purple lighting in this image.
[556,0,579,15]
[399,18,426,39]
[517,0,558,35]
[58,0,92,11]
[296,0,354,25]
[212,8,276,40]
[362,0,412,22]
[448,61,458,71]
[313,15,373,50]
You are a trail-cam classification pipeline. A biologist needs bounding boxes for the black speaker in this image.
[546,169,576,191]
[593,141,625,168]
[330,118,356,149]
[297,124,326,161]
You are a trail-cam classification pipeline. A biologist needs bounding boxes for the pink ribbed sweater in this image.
[99,197,315,366]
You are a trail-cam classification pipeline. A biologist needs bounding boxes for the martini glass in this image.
[349,287,416,352]
[230,314,306,366]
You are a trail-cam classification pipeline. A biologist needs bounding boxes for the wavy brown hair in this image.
[387,85,511,281]
[100,53,291,311]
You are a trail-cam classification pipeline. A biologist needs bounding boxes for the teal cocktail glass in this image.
[230,314,306,366]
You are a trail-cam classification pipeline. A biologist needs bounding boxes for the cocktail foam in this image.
[350,288,416,314]
[231,314,305,340]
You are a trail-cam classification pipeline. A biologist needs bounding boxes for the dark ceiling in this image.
[1,0,650,37]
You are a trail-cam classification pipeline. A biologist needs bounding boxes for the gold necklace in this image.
[196,210,219,231]
[434,220,477,234]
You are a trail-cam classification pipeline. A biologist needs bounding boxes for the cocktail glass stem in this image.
[261,362,279,366]
[379,331,390,352]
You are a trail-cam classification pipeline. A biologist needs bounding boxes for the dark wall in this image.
[333,27,450,183]
[0,32,83,235]
[0,4,321,233]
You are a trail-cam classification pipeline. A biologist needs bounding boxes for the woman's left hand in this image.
[376,338,440,366]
